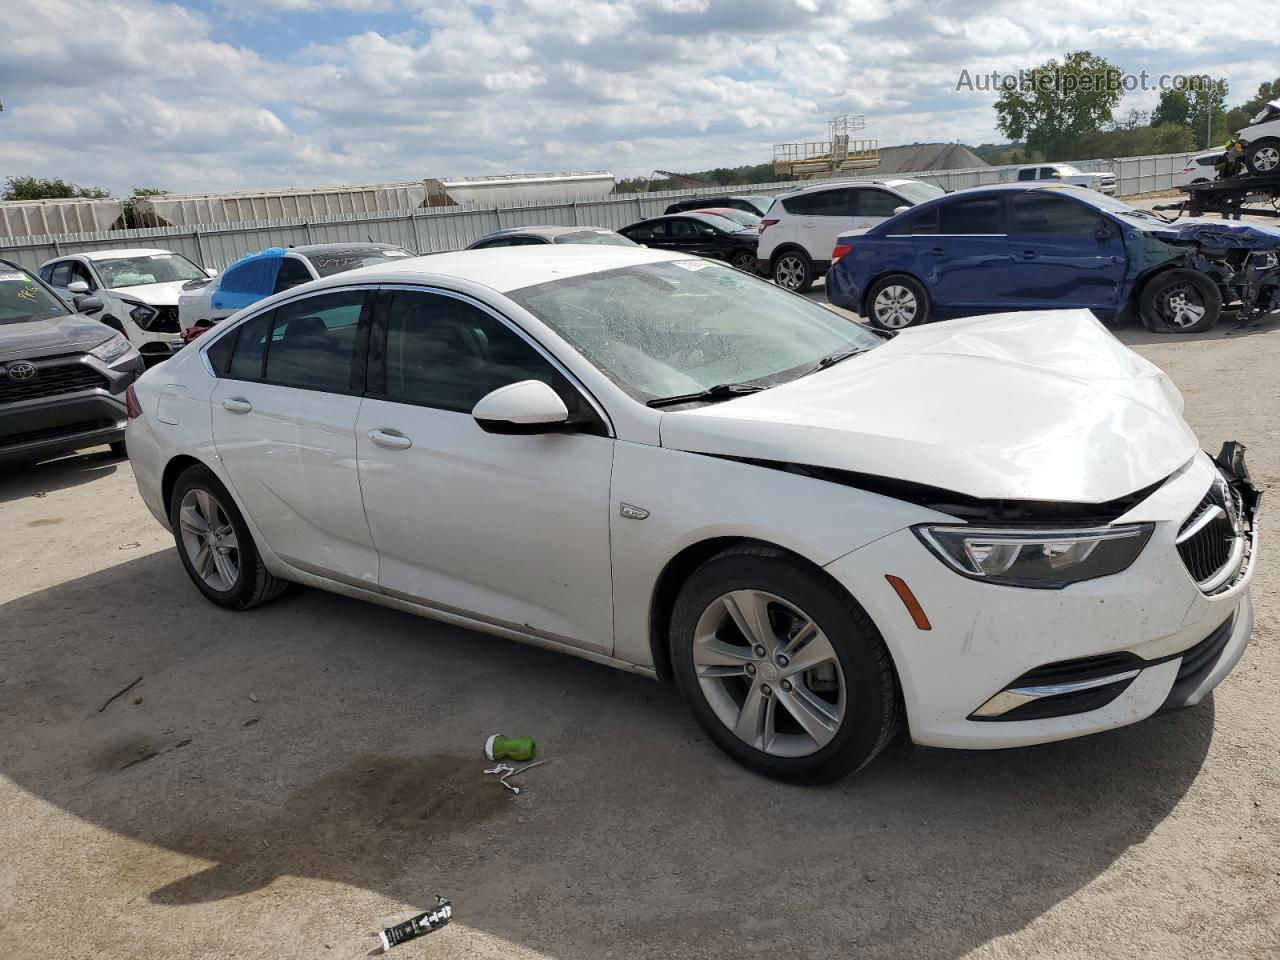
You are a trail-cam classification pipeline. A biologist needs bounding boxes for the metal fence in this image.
[0,152,1201,272]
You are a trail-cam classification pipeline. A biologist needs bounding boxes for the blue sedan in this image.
[825,183,1236,333]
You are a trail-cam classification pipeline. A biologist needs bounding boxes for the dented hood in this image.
[660,310,1197,504]
[0,312,114,362]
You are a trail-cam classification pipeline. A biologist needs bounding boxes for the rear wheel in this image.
[866,274,930,330]
[670,545,901,784]
[1139,269,1222,334]
[169,464,288,610]
[1245,139,1280,176]
[772,250,814,293]
[730,249,757,273]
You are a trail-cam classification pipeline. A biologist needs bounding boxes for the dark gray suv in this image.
[0,258,144,463]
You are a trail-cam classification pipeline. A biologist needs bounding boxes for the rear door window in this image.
[225,311,273,380]
[936,195,1004,234]
[261,290,367,393]
[783,190,849,217]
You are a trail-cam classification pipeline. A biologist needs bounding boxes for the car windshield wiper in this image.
[645,382,768,408]
[809,345,868,372]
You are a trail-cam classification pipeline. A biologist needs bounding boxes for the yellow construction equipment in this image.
[773,115,880,180]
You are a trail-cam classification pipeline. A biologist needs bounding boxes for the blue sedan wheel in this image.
[867,275,929,330]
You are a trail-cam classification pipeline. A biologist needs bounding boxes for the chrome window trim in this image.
[373,283,617,439]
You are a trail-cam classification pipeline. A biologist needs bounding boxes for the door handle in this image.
[222,397,252,414]
[368,428,412,450]
[1021,250,1038,260]
[927,247,945,256]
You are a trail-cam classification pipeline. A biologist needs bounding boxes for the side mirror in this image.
[74,295,104,315]
[205,267,218,277]
[472,380,569,434]
[1095,225,1114,242]
[67,280,90,294]
[892,205,910,216]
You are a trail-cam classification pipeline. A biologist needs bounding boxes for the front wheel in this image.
[169,464,288,610]
[670,545,901,784]
[1245,139,1280,176]
[772,251,814,293]
[1139,269,1222,334]
[730,249,757,273]
[865,274,930,330]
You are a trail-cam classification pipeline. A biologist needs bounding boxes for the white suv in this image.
[757,179,944,292]
[41,248,214,364]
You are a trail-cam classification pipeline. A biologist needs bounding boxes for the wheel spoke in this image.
[179,505,207,536]
[722,591,775,651]
[211,548,237,589]
[694,637,755,670]
[195,489,215,524]
[782,629,838,676]
[193,540,214,580]
[775,684,840,749]
[734,680,774,749]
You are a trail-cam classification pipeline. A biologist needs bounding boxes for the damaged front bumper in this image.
[823,445,1259,750]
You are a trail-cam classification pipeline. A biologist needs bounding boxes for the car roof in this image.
[290,242,407,256]
[307,244,685,295]
[776,178,925,199]
[78,247,178,261]
[478,225,608,240]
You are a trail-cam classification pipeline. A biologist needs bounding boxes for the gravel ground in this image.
[3,262,1279,959]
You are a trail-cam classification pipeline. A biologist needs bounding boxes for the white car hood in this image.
[660,310,1197,504]
[111,280,189,306]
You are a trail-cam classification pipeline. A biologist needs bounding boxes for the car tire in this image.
[1245,139,1280,177]
[1139,269,1222,334]
[109,439,128,459]
[669,544,901,784]
[865,274,930,330]
[169,464,288,610]
[772,250,814,293]
[730,249,758,273]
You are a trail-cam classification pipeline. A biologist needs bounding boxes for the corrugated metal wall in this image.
[0,152,1202,272]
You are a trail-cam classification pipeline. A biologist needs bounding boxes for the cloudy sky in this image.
[2,0,1274,196]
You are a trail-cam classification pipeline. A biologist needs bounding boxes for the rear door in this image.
[911,193,1017,311]
[788,189,855,264]
[209,287,378,587]
[1007,191,1127,312]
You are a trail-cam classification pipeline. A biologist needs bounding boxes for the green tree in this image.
[1186,76,1229,149]
[1151,89,1190,128]
[995,50,1124,161]
[3,175,111,201]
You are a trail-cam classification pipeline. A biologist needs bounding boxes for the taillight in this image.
[760,218,780,233]
[832,242,853,263]
[125,384,143,419]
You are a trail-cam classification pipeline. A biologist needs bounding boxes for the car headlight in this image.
[90,333,133,363]
[129,303,159,328]
[914,524,1153,588]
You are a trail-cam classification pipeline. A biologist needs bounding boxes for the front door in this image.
[1007,191,1128,312]
[210,288,378,587]
[355,287,615,654]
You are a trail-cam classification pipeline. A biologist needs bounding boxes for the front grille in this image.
[1014,651,1141,688]
[0,418,115,449]
[0,362,109,405]
[135,305,180,333]
[1176,479,1248,593]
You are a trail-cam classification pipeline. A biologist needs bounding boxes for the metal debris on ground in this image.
[484,760,547,795]
[378,896,452,951]
[99,676,143,713]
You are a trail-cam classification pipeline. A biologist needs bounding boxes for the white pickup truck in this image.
[1014,163,1117,195]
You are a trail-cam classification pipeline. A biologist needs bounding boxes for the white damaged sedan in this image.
[126,246,1258,783]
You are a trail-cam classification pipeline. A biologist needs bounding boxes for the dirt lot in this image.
[3,311,1280,959]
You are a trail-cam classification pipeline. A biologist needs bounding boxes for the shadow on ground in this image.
[0,545,1216,959]
[0,445,122,504]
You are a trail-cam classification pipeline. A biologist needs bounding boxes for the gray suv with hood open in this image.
[0,258,144,464]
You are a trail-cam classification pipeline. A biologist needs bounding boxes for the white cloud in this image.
[0,0,1274,196]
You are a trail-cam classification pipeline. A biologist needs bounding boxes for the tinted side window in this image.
[937,196,1003,234]
[670,219,699,238]
[628,221,667,241]
[49,262,73,286]
[226,310,273,380]
[205,328,237,375]
[262,291,366,392]
[382,291,568,415]
[886,206,939,235]
[1011,193,1104,235]
[39,265,54,283]
[1016,169,1036,182]
[273,257,312,294]
[783,190,849,217]
[852,189,903,217]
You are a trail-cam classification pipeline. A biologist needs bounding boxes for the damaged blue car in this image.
[825,182,1280,334]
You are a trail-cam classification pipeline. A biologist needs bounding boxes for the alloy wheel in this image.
[691,589,846,758]
[774,256,806,290]
[873,284,917,328]
[1254,146,1280,173]
[1157,281,1206,329]
[732,251,756,272]
[178,488,240,591]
